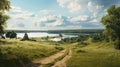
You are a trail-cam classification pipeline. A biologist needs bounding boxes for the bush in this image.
[76,49,86,53]
[55,46,64,50]
[80,41,89,46]
[5,31,17,39]
[91,33,108,42]
[115,39,120,49]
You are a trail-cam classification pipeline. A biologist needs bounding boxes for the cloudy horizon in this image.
[6,0,120,30]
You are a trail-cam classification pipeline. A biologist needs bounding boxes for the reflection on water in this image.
[17,32,59,38]
[17,32,78,38]
[17,32,78,41]
[50,38,62,41]
[50,34,78,41]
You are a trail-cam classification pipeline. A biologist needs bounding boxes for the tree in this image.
[0,0,10,37]
[5,31,12,38]
[5,31,17,39]
[21,33,29,41]
[101,5,120,49]
[9,31,17,39]
[59,34,63,40]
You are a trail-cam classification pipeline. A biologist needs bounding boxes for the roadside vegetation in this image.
[67,41,120,67]
[0,39,63,67]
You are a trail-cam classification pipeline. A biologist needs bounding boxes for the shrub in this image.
[55,46,64,50]
[5,31,17,39]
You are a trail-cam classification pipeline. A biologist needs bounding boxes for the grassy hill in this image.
[0,36,120,67]
[0,39,63,67]
[67,41,120,67]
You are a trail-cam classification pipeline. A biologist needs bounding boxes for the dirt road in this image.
[25,49,66,67]
[52,49,72,67]
[25,48,72,67]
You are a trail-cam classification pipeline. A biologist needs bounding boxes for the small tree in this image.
[101,5,120,49]
[21,33,29,41]
[59,34,63,40]
[45,36,49,40]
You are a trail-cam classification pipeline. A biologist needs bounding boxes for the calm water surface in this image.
[17,32,78,41]
[17,32,59,38]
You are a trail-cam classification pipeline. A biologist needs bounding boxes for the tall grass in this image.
[0,39,62,67]
[67,42,120,67]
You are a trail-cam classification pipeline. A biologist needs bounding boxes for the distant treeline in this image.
[5,29,104,34]
[47,29,104,34]
[5,30,46,33]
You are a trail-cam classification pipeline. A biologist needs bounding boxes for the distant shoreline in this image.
[5,29,104,34]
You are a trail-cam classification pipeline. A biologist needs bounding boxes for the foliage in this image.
[59,34,63,40]
[5,31,11,38]
[5,31,17,39]
[0,0,10,34]
[47,29,103,34]
[61,34,89,43]
[91,33,108,42]
[101,5,120,49]
[0,39,60,67]
[55,46,64,50]
[21,33,29,41]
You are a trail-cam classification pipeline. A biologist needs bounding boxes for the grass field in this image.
[0,39,63,67]
[67,41,120,67]
[1,38,120,67]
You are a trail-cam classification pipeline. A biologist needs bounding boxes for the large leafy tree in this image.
[0,0,10,34]
[101,5,120,49]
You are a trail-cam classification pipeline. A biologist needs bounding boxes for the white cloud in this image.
[39,9,55,14]
[90,19,98,23]
[8,6,35,19]
[57,0,70,7]
[57,0,82,13]
[87,2,93,12]
[67,1,81,13]
[87,1,104,18]
[69,15,88,22]
[47,19,63,27]
[10,6,22,13]
[33,15,90,27]
[7,6,63,29]
[6,4,103,30]
[34,15,56,23]
[33,15,63,27]
[7,6,36,30]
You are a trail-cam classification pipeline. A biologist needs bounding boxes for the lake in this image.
[17,32,78,41]
[17,32,58,38]
[17,32,78,38]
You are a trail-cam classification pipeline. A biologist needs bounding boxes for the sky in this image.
[6,0,120,30]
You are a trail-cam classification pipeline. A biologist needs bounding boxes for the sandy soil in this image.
[51,49,72,67]
[25,49,67,67]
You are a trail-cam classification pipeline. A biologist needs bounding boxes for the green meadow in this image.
[67,41,120,67]
[1,36,120,67]
[0,39,63,67]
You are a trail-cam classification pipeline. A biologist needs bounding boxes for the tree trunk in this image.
[0,34,5,39]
